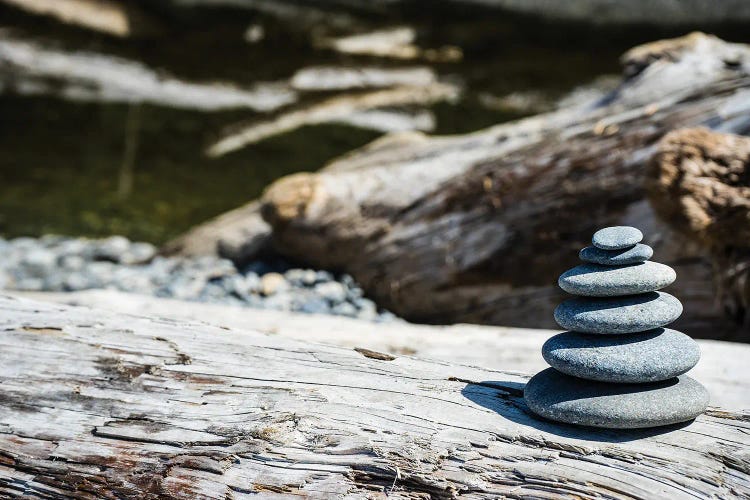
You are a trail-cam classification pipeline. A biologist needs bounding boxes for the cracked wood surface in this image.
[14,289,750,410]
[0,294,749,498]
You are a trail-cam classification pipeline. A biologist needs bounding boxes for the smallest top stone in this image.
[592,226,643,250]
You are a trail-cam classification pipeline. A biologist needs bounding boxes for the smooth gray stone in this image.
[579,244,653,266]
[524,368,709,428]
[554,292,682,334]
[592,226,643,250]
[542,329,700,383]
[558,261,676,296]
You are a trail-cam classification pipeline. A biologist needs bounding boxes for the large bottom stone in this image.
[524,368,709,429]
[542,328,700,383]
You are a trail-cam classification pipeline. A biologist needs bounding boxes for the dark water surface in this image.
[1,4,748,243]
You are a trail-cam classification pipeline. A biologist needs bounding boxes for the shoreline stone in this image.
[579,244,653,266]
[592,226,643,250]
[542,329,700,383]
[524,369,709,429]
[554,291,682,334]
[558,261,676,296]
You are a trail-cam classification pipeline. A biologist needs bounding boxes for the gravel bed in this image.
[0,235,397,322]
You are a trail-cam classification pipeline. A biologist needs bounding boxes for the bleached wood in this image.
[254,33,750,340]
[1,294,748,498]
[16,290,750,410]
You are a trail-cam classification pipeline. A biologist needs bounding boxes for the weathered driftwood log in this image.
[15,289,750,409]
[647,128,750,337]
[252,33,750,339]
[0,33,296,111]
[1,294,749,498]
[167,0,750,25]
[0,0,160,37]
[161,201,273,263]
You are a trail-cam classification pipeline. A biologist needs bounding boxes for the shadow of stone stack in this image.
[524,226,709,429]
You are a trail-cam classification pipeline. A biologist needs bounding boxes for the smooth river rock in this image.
[542,328,700,383]
[558,261,676,296]
[554,291,683,334]
[592,226,643,250]
[524,368,709,428]
[579,243,653,266]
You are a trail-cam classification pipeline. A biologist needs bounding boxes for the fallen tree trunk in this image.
[0,294,749,498]
[14,289,750,409]
[253,33,750,339]
[647,128,750,333]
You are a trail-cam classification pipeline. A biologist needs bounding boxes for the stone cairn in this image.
[524,226,709,429]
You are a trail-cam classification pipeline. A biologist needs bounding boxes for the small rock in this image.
[315,281,347,303]
[579,244,653,266]
[558,261,676,296]
[524,368,709,428]
[260,272,289,296]
[331,302,358,317]
[554,291,683,334]
[300,297,331,315]
[285,269,317,287]
[60,255,85,271]
[94,235,130,262]
[315,270,334,283]
[542,329,700,383]
[22,249,57,277]
[592,226,643,250]
[120,242,156,264]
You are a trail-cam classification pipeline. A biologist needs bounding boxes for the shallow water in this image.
[1,4,747,243]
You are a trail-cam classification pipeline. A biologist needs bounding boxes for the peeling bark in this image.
[0,293,749,498]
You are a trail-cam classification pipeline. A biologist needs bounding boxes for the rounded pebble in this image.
[542,328,700,383]
[592,226,643,250]
[0,235,396,322]
[558,261,675,297]
[554,291,682,334]
[524,368,709,428]
[579,244,653,266]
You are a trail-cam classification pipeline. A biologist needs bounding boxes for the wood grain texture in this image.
[0,294,748,498]
[15,289,750,410]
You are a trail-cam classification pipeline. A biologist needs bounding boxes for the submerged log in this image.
[1,293,749,498]
[254,33,750,339]
[647,128,750,338]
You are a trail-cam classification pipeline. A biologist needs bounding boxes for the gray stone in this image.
[315,281,347,303]
[579,244,653,266]
[524,368,709,428]
[558,261,675,297]
[542,328,700,383]
[554,291,682,334]
[94,235,130,262]
[22,248,57,277]
[592,226,643,250]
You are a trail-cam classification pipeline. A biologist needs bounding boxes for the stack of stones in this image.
[524,226,709,429]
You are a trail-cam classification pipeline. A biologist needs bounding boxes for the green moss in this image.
[0,97,378,243]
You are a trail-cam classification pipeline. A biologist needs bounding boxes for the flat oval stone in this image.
[558,261,675,296]
[524,368,709,428]
[554,292,682,334]
[579,244,653,266]
[542,329,700,383]
[592,226,643,250]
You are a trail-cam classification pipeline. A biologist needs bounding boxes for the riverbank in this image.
[0,235,396,321]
